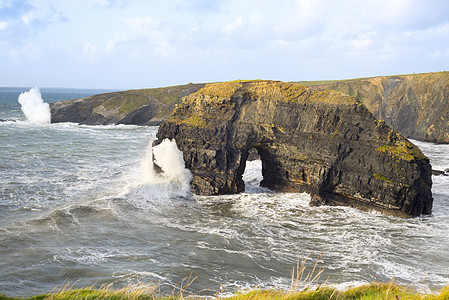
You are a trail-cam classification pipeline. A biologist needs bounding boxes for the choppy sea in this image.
[1,87,449,297]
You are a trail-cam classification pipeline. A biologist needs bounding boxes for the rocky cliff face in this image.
[156,80,433,217]
[307,72,449,143]
[50,83,205,125]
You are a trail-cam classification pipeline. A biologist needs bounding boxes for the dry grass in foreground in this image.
[1,283,449,300]
[2,256,448,299]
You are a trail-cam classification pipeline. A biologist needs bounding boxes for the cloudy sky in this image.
[1,0,448,89]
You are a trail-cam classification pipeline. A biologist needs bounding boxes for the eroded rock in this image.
[308,72,449,143]
[50,83,205,125]
[156,80,433,217]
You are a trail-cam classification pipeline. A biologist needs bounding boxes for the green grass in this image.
[376,139,428,162]
[2,283,449,300]
[2,255,448,299]
[373,173,393,183]
[292,79,353,86]
[231,283,449,299]
[93,83,205,117]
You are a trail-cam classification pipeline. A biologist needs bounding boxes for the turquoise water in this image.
[1,88,449,297]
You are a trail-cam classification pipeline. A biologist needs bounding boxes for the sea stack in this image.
[155,80,433,217]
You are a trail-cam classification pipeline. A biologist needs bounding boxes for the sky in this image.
[1,0,449,89]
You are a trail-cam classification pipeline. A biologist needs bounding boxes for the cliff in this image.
[50,83,205,125]
[302,72,449,143]
[156,80,433,217]
[49,72,449,143]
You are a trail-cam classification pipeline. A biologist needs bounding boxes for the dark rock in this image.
[246,148,260,161]
[156,80,433,217]
[50,83,206,125]
[117,102,158,125]
[308,72,449,144]
[432,170,448,176]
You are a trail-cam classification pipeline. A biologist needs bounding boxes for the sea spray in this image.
[18,87,51,124]
[140,138,192,197]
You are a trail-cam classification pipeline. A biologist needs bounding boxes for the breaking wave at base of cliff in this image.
[121,138,192,202]
[2,121,449,297]
[17,87,51,124]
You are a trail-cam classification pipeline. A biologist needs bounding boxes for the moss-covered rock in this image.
[156,80,433,217]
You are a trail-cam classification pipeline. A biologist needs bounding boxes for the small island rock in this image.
[156,80,433,217]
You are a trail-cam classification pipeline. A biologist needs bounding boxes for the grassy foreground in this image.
[2,257,447,299]
[1,282,449,300]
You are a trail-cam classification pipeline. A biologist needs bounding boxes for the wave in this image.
[17,87,51,124]
[122,138,192,200]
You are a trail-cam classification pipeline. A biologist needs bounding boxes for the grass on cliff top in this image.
[292,76,378,86]
[99,83,205,116]
[195,80,248,99]
[192,80,357,105]
[293,71,449,87]
[292,79,354,86]
[2,283,449,300]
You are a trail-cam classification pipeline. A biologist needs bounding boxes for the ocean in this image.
[1,87,448,297]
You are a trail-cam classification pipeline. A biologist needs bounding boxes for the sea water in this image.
[0,88,449,297]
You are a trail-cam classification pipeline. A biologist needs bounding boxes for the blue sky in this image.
[1,0,449,89]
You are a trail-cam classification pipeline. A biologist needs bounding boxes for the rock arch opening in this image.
[241,148,262,191]
[155,80,433,216]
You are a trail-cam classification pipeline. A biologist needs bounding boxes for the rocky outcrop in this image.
[49,72,449,142]
[306,72,449,143]
[50,83,205,125]
[156,80,433,216]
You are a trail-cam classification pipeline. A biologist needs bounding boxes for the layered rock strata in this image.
[308,72,449,143]
[50,83,205,125]
[156,80,433,216]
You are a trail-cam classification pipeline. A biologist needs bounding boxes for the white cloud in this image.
[350,32,376,51]
[125,16,162,38]
[223,17,242,34]
[105,33,125,52]
[9,42,44,60]
[0,0,12,8]
[78,15,179,62]
[155,39,175,57]
[0,20,8,30]
[21,11,35,25]
[2,0,449,88]
[82,42,99,61]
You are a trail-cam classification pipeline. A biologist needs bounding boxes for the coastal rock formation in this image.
[307,72,449,143]
[156,80,433,216]
[50,83,205,125]
[49,72,449,143]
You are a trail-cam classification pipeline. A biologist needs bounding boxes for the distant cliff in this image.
[156,80,433,216]
[302,72,449,143]
[50,83,205,125]
[50,73,449,143]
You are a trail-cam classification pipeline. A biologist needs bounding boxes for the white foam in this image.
[18,87,51,124]
[138,138,192,197]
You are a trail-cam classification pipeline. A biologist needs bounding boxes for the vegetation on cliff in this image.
[193,80,356,104]
[50,72,449,144]
[158,80,432,216]
[300,72,449,143]
[50,83,205,125]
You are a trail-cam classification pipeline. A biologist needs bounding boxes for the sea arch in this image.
[155,80,432,216]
